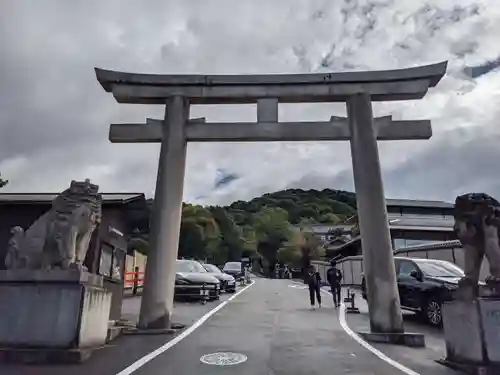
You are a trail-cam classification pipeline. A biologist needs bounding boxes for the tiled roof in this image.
[386,198,454,209]
[388,213,454,231]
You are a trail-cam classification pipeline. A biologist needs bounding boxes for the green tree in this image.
[288,230,325,276]
[0,173,8,188]
[252,207,291,269]
[223,188,357,227]
[297,217,317,229]
[210,206,245,263]
[179,204,220,261]
[276,245,301,266]
[318,213,342,224]
[240,225,258,258]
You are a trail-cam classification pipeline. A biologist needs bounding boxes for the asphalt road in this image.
[121,291,234,326]
[0,291,234,375]
[1,279,457,375]
[345,290,458,375]
[127,279,418,375]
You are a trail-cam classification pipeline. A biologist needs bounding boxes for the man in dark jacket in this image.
[306,265,322,309]
[327,260,343,307]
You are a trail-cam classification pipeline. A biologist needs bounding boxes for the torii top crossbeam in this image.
[95,61,447,104]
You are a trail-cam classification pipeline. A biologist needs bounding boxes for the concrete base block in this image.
[122,322,185,336]
[346,307,361,314]
[0,270,112,364]
[358,331,426,347]
[0,347,102,364]
[123,327,176,335]
[436,358,499,375]
[442,298,500,371]
[106,326,124,343]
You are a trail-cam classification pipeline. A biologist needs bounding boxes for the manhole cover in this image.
[200,352,248,366]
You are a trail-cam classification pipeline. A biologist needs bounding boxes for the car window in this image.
[203,264,221,273]
[176,260,207,273]
[417,261,465,278]
[398,260,419,277]
[394,259,402,274]
[224,262,241,270]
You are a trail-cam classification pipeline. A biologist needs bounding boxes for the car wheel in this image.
[423,298,443,327]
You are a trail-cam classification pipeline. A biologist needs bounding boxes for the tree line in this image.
[0,173,7,189]
[131,188,357,274]
[0,174,358,273]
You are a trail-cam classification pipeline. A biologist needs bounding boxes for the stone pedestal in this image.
[0,270,112,364]
[440,298,500,374]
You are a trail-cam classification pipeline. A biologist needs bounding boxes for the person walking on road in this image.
[306,265,322,310]
[327,260,343,307]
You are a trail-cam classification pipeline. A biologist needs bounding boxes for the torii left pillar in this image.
[138,96,189,329]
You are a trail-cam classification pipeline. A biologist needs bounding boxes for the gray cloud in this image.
[1,0,500,206]
[287,127,500,203]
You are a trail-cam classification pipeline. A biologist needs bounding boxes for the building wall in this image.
[124,251,147,290]
[85,205,128,321]
[391,229,455,250]
[387,205,453,217]
[313,241,489,287]
[0,204,50,268]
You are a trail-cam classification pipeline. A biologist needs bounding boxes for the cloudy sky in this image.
[1,0,500,206]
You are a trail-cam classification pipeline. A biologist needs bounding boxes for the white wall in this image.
[313,240,490,287]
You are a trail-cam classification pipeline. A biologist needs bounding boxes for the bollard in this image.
[132,266,139,295]
[245,267,251,284]
[344,288,361,314]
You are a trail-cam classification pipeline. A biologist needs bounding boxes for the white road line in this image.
[319,287,420,375]
[338,304,420,375]
[115,280,256,375]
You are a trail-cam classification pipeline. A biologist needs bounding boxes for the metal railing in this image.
[124,267,145,295]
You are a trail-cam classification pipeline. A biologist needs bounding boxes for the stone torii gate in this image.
[95,62,447,336]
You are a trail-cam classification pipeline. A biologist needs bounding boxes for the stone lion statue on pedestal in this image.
[4,179,102,271]
[454,193,500,296]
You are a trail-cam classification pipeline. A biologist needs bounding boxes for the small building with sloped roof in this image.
[0,192,149,320]
[306,198,456,260]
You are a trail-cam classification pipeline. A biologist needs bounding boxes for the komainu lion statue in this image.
[4,179,102,271]
[454,193,500,295]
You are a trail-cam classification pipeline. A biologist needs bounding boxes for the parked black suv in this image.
[361,257,465,327]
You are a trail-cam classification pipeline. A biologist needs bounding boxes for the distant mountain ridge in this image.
[145,188,357,226]
[223,188,357,226]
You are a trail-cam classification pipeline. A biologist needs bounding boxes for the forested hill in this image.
[224,188,357,225]
[137,188,357,265]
